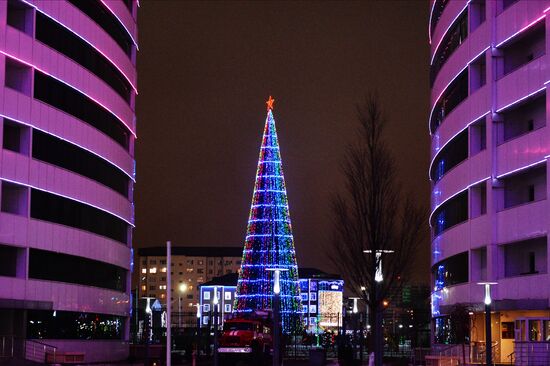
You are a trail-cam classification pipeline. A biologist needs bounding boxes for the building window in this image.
[33,71,129,150]
[503,236,547,277]
[7,0,33,35]
[203,316,209,325]
[224,304,231,312]
[225,292,231,300]
[149,268,157,274]
[141,268,146,274]
[149,285,155,291]
[3,119,30,155]
[500,166,546,210]
[5,57,32,97]
[29,249,127,292]
[310,305,317,313]
[498,93,546,144]
[66,0,134,58]
[310,293,317,301]
[432,251,469,289]
[35,13,132,104]
[27,310,124,340]
[470,53,486,93]
[497,20,545,78]
[203,304,210,312]
[301,293,308,301]
[432,191,468,236]
[430,69,468,133]
[187,294,193,299]
[32,130,130,197]
[430,8,468,86]
[470,0,486,32]
[197,269,204,274]
[302,305,308,314]
[1,181,29,217]
[310,317,317,325]
[204,292,210,300]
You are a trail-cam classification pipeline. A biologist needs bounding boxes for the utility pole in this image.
[364,249,394,366]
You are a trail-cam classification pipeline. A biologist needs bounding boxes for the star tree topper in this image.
[266,95,275,111]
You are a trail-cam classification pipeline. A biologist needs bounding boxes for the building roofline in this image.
[137,246,243,257]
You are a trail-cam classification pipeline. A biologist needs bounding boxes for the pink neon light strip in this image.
[428,46,490,134]
[0,50,137,138]
[495,86,545,113]
[0,112,135,182]
[428,110,490,179]
[429,176,490,226]
[0,177,135,226]
[496,159,546,179]
[495,14,546,48]
[428,0,437,44]
[20,0,138,94]
[430,2,469,66]
[99,0,139,49]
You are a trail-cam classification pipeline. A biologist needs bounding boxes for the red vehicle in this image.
[218,315,274,365]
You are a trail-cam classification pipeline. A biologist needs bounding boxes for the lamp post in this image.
[266,267,288,366]
[142,296,155,366]
[478,282,497,366]
[364,249,394,366]
[196,303,201,351]
[213,286,219,366]
[349,297,360,361]
[179,283,188,329]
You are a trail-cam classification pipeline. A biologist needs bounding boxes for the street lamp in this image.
[178,283,188,328]
[213,286,219,366]
[364,249,394,366]
[349,297,361,361]
[477,282,497,366]
[266,267,288,366]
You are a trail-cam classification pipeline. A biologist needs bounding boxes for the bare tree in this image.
[329,93,428,365]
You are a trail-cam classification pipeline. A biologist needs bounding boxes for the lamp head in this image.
[179,283,188,293]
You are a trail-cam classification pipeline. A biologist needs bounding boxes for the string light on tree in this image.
[234,96,302,333]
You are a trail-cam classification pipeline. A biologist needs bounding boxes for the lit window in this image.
[161,267,167,273]
[204,292,211,300]
[302,305,308,313]
[149,267,157,274]
[203,316,209,325]
[141,285,146,291]
[203,304,210,312]
[310,293,317,301]
[160,294,165,299]
[301,293,308,301]
[224,304,231,312]
[141,268,146,274]
[225,292,232,300]
[310,305,317,313]
[310,317,316,325]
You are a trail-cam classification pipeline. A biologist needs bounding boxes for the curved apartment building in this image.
[430,0,550,364]
[0,0,137,363]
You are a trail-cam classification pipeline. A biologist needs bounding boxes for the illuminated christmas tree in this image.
[234,96,302,333]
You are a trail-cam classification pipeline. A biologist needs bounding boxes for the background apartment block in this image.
[137,246,242,326]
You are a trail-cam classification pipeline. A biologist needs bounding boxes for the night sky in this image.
[135,1,431,282]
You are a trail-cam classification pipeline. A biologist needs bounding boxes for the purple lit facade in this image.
[0,0,137,362]
[430,0,550,363]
